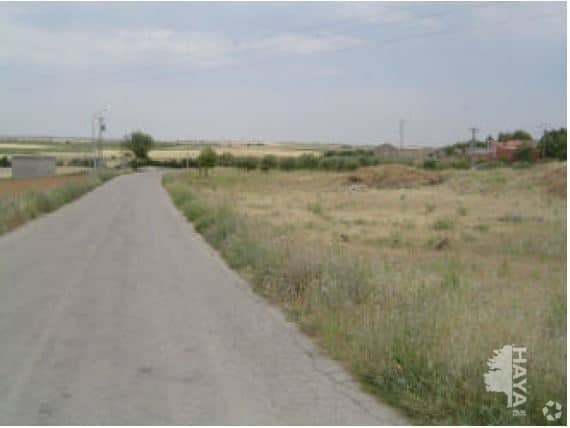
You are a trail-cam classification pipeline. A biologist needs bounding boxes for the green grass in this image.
[0,170,119,235]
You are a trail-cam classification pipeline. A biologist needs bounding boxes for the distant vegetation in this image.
[197,147,217,176]
[122,131,154,160]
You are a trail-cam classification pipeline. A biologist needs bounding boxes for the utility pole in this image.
[468,126,479,166]
[399,119,405,151]
[469,126,479,144]
[91,108,108,169]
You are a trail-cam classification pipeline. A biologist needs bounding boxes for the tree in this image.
[122,131,154,160]
[538,128,566,160]
[197,147,217,176]
[498,130,532,142]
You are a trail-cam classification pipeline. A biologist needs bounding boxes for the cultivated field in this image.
[164,162,566,424]
[0,140,325,163]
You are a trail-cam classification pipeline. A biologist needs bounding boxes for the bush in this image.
[0,156,11,167]
[278,157,297,171]
[296,154,319,169]
[318,157,340,171]
[260,155,278,172]
[422,158,441,170]
[218,152,236,167]
[451,159,470,169]
[236,156,258,172]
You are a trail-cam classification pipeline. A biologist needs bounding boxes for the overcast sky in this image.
[0,2,566,146]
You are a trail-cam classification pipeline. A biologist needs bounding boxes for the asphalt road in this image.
[0,172,407,425]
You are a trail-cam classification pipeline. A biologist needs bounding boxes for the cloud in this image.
[0,7,362,70]
[245,33,361,55]
[336,3,415,25]
[96,29,234,67]
[469,3,566,42]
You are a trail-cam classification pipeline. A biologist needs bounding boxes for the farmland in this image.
[0,139,325,164]
[163,162,566,424]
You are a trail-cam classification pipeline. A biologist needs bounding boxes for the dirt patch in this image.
[347,164,443,189]
[543,165,566,198]
[0,174,88,198]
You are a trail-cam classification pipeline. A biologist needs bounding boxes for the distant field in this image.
[164,162,566,424]
[0,139,327,162]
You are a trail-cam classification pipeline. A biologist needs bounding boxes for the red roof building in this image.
[469,140,539,163]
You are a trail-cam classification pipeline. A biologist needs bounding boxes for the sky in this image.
[0,2,566,146]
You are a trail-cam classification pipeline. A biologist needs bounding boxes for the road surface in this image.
[0,172,407,425]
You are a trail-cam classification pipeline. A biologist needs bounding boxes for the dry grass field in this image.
[164,162,566,424]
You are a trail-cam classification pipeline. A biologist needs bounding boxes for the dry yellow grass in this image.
[164,162,566,424]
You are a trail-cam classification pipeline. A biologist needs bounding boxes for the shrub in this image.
[278,156,297,171]
[260,155,278,172]
[451,159,470,169]
[296,154,319,169]
[218,152,235,167]
[236,156,258,172]
[0,156,11,167]
[422,158,441,170]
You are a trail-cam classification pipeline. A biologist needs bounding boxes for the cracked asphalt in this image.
[0,172,408,425]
